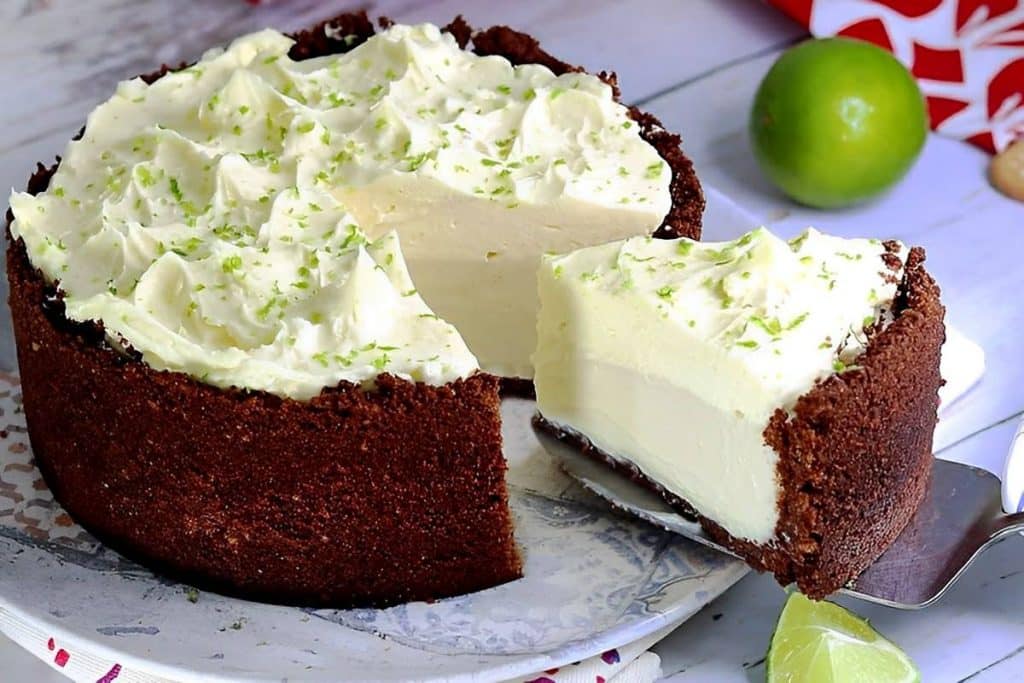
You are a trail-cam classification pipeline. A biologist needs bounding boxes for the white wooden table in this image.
[1,1,1021,680]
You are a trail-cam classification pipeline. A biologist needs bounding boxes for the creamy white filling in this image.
[341,174,668,378]
[8,22,670,398]
[541,361,780,542]
[534,227,907,543]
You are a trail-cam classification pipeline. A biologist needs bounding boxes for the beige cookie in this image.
[991,139,1024,201]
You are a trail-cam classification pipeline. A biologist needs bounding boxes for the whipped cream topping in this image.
[540,227,906,412]
[9,23,669,398]
[534,227,906,542]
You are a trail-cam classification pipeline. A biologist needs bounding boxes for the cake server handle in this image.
[1001,414,1024,515]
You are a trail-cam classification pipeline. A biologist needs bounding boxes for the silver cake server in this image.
[533,417,1024,609]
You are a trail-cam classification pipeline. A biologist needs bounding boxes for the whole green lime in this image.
[750,38,928,209]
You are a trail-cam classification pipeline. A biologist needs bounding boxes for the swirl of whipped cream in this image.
[9,23,669,399]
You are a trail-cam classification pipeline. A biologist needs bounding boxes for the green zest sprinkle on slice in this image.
[789,232,810,251]
[340,224,366,250]
[168,177,183,202]
[833,359,851,373]
[221,255,243,273]
[405,152,433,171]
[751,315,783,338]
[787,312,809,330]
[705,246,736,264]
[256,297,279,321]
[138,165,157,187]
[655,285,675,300]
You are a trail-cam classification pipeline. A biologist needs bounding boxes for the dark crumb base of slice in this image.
[8,173,520,612]
[533,248,944,599]
[500,376,536,399]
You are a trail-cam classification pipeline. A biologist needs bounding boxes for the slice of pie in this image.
[5,13,703,607]
[533,227,945,598]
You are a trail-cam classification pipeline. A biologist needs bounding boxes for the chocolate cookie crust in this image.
[9,193,518,607]
[534,248,944,599]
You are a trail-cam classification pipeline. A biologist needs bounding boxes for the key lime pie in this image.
[533,228,945,597]
[6,13,702,606]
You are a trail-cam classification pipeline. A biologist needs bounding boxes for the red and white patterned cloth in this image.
[508,626,668,683]
[769,0,1024,153]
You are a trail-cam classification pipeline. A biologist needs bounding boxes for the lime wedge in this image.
[766,592,920,683]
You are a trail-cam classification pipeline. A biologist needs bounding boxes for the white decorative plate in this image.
[0,188,755,682]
